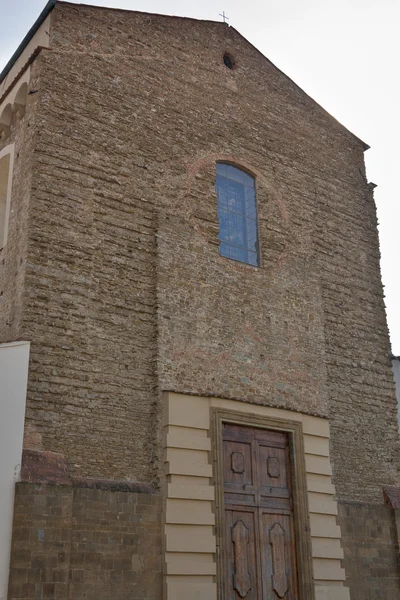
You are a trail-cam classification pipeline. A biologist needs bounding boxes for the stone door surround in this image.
[163,391,350,600]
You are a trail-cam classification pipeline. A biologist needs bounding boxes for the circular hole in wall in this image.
[223,53,236,70]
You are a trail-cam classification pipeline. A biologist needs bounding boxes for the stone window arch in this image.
[0,75,29,139]
[0,104,13,139]
[0,143,15,250]
[14,82,28,118]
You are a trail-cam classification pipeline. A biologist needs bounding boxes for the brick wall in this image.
[338,501,400,599]
[8,482,162,600]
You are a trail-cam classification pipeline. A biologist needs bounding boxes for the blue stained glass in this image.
[247,224,258,252]
[245,188,257,219]
[218,207,229,241]
[226,164,243,183]
[247,251,258,266]
[216,175,227,206]
[236,216,246,246]
[219,242,230,258]
[216,163,259,266]
[228,211,238,244]
[230,245,247,263]
[216,163,227,177]
[227,179,244,213]
[242,171,254,187]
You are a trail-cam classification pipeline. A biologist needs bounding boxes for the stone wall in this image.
[1,3,400,598]
[8,482,162,600]
[0,65,40,343]
[313,178,399,502]
[14,1,397,499]
[20,11,160,482]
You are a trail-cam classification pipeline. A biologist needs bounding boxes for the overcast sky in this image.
[1,0,399,354]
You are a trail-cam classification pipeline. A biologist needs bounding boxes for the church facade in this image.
[0,2,399,599]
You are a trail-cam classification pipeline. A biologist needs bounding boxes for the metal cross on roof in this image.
[219,11,229,23]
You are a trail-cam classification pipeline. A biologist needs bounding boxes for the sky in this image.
[1,0,399,354]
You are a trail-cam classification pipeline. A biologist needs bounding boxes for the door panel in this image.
[223,423,298,600]
[258,445,290,496]
[224,508,260,600]
[224,439,254,489]
[258,444,291,506]
[260,513,298,600]
[223,436,257,506]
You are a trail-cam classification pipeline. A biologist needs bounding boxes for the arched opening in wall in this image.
[0,149,13,250]
[14,82,28,118]
[215,162,259,266]
[0,104,12,138]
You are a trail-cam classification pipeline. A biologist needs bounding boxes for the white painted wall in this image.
[0,341,30,600]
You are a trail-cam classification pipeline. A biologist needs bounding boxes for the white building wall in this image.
[0,341,30,600]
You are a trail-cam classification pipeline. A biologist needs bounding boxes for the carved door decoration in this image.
[223,424,299,599]
[232,520,251,598]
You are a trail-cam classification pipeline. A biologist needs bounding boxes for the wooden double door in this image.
[223,423,299,600]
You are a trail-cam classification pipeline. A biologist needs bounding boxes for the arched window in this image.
[0,144,14,250]
[216,163,259,266]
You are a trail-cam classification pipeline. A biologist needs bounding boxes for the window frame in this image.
[215,161,260,267]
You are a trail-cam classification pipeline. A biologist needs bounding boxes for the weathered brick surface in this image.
[8,483,162,600]
[1,2,400,597]
[338,501,400,599]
